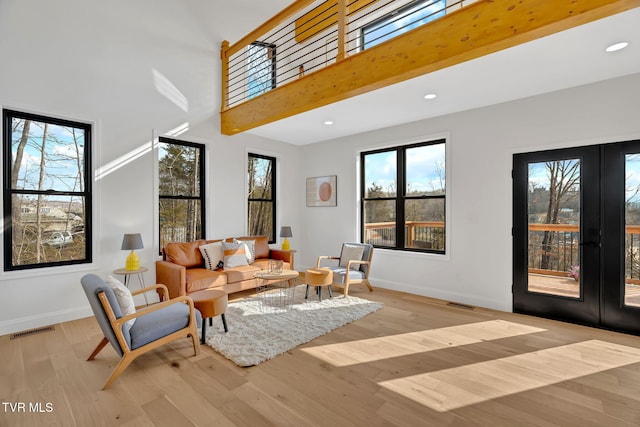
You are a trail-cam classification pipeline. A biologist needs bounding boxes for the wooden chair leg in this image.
[191,332,200,355]
[87,337,109,361]
[364,279,373,291]
[102,354,135,390]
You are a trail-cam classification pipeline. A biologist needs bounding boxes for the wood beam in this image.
[221,0,640,136]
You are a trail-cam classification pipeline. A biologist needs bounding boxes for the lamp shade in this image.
[279,226,292,238]
[121,233,144,251]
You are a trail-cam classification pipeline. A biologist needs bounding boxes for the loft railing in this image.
[221,0,470,110]
[220,0,639,134]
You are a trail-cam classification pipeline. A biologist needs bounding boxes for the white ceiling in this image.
[244,7,640,145]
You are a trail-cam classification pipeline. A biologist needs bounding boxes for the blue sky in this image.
[364,143,445,194]
[12,119,84,193]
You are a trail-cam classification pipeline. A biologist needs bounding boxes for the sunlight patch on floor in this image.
[301,320,545,366]
[379,339,640,412]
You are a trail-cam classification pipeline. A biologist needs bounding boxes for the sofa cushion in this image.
[235,236,269,259]
[224,265,261,283]
[185,268,227,293]
[165,241,205,268]
[199,241,224,270]
[252,259,291,271]
[235,238,256,263]
[222,241,249,268]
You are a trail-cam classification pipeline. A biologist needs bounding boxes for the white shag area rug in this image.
[204,285,383,367]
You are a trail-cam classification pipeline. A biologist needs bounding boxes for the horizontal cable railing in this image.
[221,0,472,110]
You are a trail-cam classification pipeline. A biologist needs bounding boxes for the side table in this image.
[113,266,149,305]
[254,269,299,313]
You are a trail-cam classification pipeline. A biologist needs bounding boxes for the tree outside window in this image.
[361,139,446,253]
[248,153,276,242]
[2,109,92,271]
[158,138,205,251]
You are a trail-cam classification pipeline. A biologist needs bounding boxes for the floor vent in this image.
[447,301,475,310]
[10,326,55,340]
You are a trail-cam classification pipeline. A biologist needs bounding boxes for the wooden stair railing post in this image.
[337,0,347,61]
[220,40,230,112]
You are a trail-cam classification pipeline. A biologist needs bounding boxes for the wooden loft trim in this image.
[220,0,640,136]
[294,0,380,43]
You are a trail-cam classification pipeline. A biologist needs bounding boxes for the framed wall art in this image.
[306,175,337,207]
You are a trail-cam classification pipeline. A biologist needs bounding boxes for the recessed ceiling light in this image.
[606,41,629,53]
[324,120,334,125]
[424,93,437,100]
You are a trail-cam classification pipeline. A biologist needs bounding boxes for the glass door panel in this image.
[527,160,581,298]
[624,154,640,308]
[513,146,600,327]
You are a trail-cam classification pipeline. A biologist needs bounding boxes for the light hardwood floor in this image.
[2,287,640,426]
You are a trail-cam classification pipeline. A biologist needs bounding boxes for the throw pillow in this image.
[105,275,136,330]
[199,241,224,271]
[221,241,249,268]
[339,244,365,270]
[235,238,256,264]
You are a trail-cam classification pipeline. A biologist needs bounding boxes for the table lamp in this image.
[280,226,292,251]
[122,233,144,270]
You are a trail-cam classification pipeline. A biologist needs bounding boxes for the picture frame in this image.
[306,175,337,207]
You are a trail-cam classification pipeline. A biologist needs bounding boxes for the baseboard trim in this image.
[371,277,512,312]
[0,306,93,337]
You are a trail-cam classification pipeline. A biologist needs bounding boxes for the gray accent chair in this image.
[316,243,374,296]
[81,274,201,389]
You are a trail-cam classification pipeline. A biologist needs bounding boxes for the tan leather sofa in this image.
[156,236,294,299]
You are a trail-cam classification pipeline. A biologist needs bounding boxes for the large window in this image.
[361,139,446,253]
[2,109,92,271]
[158,137,205,250]
[361,0,446,50]
[248,153,276,242]
[247,41,276,100]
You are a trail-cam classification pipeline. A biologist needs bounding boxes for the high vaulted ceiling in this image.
[228,3,640,146]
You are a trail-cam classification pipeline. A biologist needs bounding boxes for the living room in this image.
[2,0,640,424]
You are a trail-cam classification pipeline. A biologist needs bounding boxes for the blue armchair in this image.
[81,274,201,389]
[316,243,374,296]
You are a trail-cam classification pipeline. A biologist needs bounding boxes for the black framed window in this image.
[361,139,446,253]
[247,41,276,99]
[248,153,276,242]
[158,137,205,251]
[361,0,446,50]
[2,109,92,271]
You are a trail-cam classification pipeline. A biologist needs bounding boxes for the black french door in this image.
[513,140,640,334]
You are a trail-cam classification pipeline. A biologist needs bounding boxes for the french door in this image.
[513,141,640,334]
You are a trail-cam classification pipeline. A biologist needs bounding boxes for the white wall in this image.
[0,0,299,335]
[297,72,640,311]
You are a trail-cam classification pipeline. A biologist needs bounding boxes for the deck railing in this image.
[528,223,640,282]
[365,221,640,281]
[365,220,445,250]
